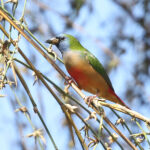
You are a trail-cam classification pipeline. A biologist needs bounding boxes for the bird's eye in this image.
[60,37,65,40]
[56,36,65,41]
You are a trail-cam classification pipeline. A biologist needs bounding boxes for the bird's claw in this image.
[84,95,97,107]
[64,76,75,85]
[64,77,75,93]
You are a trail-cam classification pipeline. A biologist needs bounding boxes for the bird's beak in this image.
[45,38,59,45]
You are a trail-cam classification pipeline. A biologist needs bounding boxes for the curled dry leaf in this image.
[64,84,70,94]
[32,71,38,85]
[65,104,78,113]
[26,129,46,145]
[15,106,31,118]
[104,143,112,150]
[136,135,145,143]
[108,133,118,144]
[15,106,28,113]
[115,118,125,125]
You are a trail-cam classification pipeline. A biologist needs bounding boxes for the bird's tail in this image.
[108,88,130,109]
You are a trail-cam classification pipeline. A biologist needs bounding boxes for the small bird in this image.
[46,34,129,108]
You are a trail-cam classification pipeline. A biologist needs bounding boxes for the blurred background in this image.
[0,0,150,149]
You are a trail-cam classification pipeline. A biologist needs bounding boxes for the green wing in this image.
[84,51,114,91]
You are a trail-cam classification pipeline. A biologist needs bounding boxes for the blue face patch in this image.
[56,35,70,53]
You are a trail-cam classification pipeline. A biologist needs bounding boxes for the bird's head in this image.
[46,34,83,54]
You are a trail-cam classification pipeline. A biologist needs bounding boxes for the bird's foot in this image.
[84,95,97,107]
[64,76,75,85]
[64,76,76,94]
[97,98,106,102]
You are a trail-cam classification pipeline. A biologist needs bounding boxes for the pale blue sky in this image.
[0,0,149,149]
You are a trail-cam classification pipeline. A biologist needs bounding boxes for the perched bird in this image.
[46,34,129,108]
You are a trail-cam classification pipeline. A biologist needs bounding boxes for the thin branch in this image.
[62,109,89,150]
[10,88,44,150]
[13,64,58,150]
[75,112,107,149]
[97,101,150,124]
[13,58,124,149]
[111,109,144,150]
[0,10,138,149]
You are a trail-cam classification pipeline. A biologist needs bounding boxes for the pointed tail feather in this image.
[108,88,130,109]
[114,92,130,109]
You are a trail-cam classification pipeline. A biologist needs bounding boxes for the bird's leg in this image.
[84,89,105,107]
[84,95,97,107]
[64,76,73,94]
[84,89,100,107]
[64,76,75,85]
[64,76,78,94]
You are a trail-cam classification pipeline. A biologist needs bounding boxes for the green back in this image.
[65,34,114,91]
[85,51,114,91]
